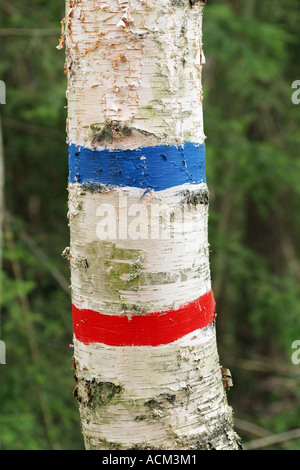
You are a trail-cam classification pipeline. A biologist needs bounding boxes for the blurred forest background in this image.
[0,0,300,450]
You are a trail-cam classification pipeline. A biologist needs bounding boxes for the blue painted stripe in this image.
[68,142,206,191]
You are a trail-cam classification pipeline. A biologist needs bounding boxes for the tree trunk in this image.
[65,0,241,450]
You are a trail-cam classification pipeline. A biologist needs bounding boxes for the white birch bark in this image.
[65,0,241,450]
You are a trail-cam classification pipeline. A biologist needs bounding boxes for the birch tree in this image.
[65,0,241,450]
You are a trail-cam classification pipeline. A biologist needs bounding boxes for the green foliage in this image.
[204,0,300,448]
[0,0,83,450]
[0,0,299,450]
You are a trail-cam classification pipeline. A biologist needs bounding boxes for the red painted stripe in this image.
[72,290,216,347]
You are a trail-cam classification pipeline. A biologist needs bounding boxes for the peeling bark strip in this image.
[65,0,241,450]
[69,142,206,190]
[72,290,215,346]
[65,0,205,147]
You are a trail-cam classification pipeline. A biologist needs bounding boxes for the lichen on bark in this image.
[66,0,241,451]
[88,120,132,146]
